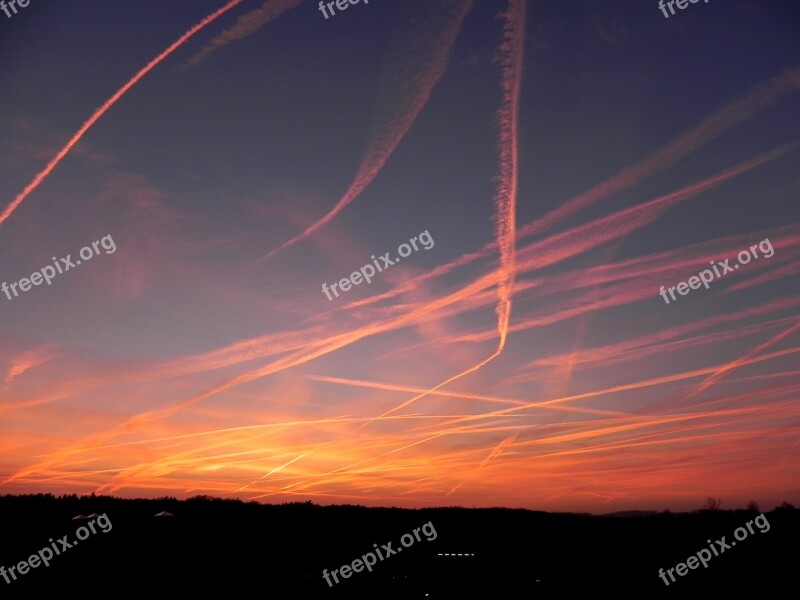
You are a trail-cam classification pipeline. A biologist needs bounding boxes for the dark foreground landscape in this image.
[0,495,797,597]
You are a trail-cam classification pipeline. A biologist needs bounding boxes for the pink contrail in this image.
[685,320,800,400]
[0,0,247,228]
[364,0,527,425]
[187,0,303,66]
[517,66,800,240]
[492,0,525,351]
[256,0,475,264]
[317,71,800,320]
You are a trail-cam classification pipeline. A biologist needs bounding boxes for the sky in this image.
[0,0,799,513]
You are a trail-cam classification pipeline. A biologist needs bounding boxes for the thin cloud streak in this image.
[256,0,475,263]
[187,0,304,66]
[0,0,247,228]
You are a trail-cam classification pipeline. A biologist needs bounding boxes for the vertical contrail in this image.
[364,0,526,424]
[493,0,525,351]
[0,0,247,228]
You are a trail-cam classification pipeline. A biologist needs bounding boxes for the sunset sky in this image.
[1,0,798,513]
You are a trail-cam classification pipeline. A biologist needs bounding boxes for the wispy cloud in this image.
[3,344,61,386]
[187,0,304,67]
[257,0,475,263]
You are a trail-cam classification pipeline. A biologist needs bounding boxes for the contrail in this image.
[0,0,247,228]
[517,66,800,240]
[187,0,304,66]
[492,0,525,351]
[256,0,475,263]
[442,432,519,494]
[314,69,800,320]
[362,0,526,425]
[684,320,800,400]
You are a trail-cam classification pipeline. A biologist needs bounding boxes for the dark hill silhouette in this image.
[0,494,796,597]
